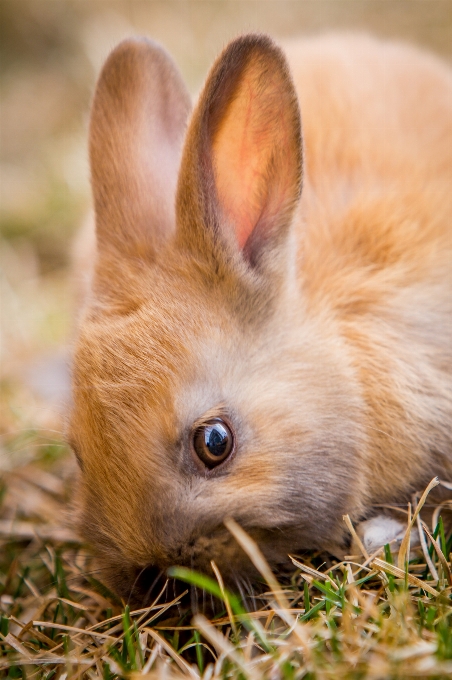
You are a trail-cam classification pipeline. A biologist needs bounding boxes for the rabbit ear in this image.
[176,34,302,267]
[90,38,191,261]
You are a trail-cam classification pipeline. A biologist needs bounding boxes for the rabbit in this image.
[69,32,452,602]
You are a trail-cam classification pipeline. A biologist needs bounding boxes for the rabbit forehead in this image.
[73,278,364,471]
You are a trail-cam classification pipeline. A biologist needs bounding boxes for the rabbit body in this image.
[70,33,452,600]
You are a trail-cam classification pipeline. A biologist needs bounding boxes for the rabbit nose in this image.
[191,417,235,469]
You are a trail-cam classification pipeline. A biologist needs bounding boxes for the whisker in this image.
[235,577,249,612]
[190,555,199,614]
[1,429,66,438]
[190,584,198,614]
[174,578,182,617]
[46,564,121,588]
[244,576,258,612]
[127,564,149,607]
[142,569,165,607]
[367,425,411,449]
[3,443,68,457]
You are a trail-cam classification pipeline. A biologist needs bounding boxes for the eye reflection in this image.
[192,418,234,468]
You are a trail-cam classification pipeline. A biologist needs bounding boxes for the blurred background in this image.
[1,0,452,470]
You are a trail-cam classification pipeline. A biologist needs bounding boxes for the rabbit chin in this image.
[81,521,348,607]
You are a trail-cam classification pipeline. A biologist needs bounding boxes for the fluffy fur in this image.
[69,33,452,601]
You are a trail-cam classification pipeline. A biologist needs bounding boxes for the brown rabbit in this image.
[69,33,452,601]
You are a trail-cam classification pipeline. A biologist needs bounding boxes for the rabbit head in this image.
[70,35,368,602]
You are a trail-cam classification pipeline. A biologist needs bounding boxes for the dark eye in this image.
[192,418,234,469]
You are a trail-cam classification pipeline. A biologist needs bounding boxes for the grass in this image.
[1,431,451,679]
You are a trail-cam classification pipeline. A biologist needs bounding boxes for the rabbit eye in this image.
[192,418,234,469]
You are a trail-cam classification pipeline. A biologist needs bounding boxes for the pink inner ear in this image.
[212,65,297,250]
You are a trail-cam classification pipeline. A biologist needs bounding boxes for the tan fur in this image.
[70,34,452,601]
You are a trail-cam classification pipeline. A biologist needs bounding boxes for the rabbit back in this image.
[285,34,452,496]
